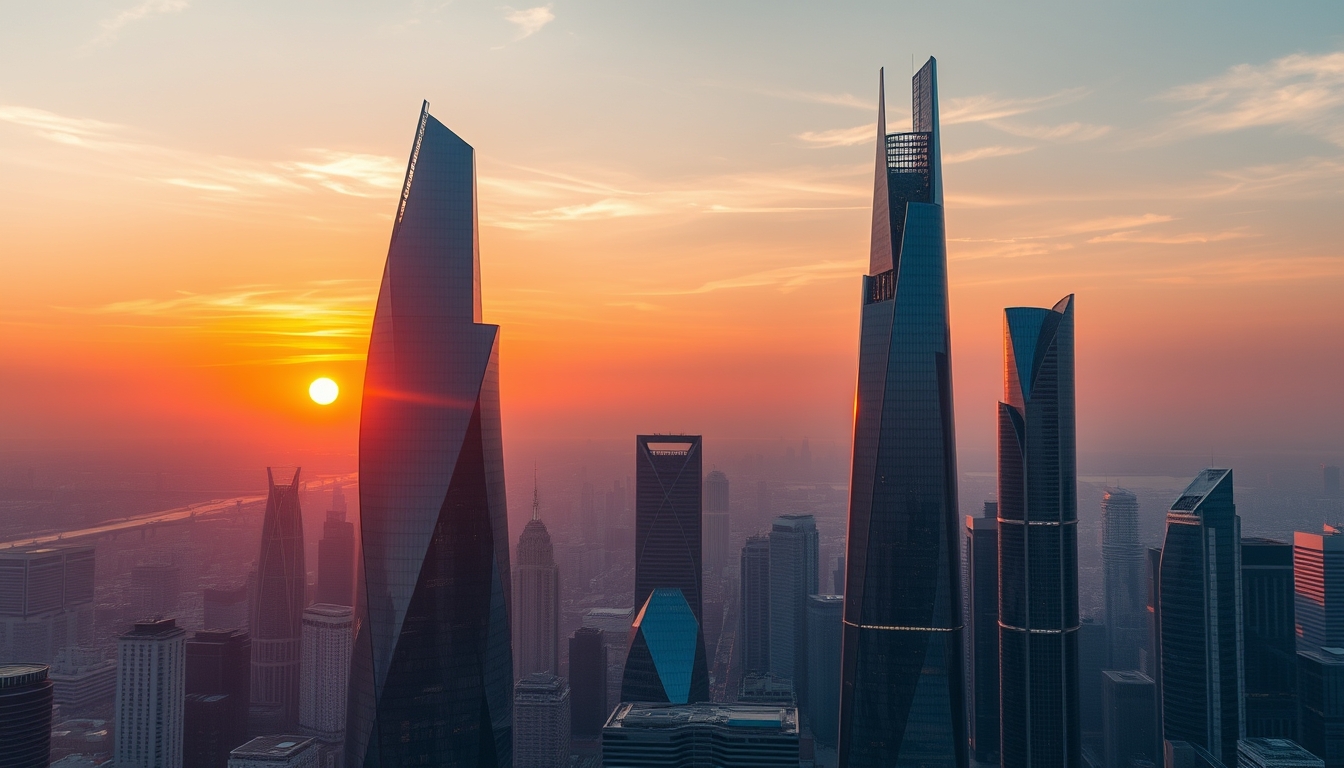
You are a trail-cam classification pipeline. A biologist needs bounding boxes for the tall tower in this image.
[997,295,1079,768]
[634,435,704,622]
[250,466,305,733]
[1159,468,1244,763]
[316,484,355,607]
[514,480,560,677]
[769,514,819,702]
[965,506,999,765]
[300,604,353,764]
[347,102,513,768]
[185,629,250,768]
[704,470,731,580]
[839,58,965,767]
[567,627,607,738]
[512,673,570,768]
[1241,538,1296,737]
[1102,488,1146,670]
[739,535,771,675]
[807,594,844,749]
[115,619,186,768]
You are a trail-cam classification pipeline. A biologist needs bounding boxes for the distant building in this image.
[514,483,560,678]
[1080,617,1107,741]
[251,467,306,733]
[130,562,181,617]
[806,594,842,748]
[228,735,318,768]
[315,485,353,607]
[1242,539,1297,738]
[704,470,731,580]
[621,589,709,704]
[0,545,95,664]
[568,627,607,738]
[299,604,351,764]
[1238,738,1325,768]
[583,607,631,717]
[739,535,771,675]
[1297,646,1344,768]
[1102,670,1156,768]
[768,515,818,703]
[185,629,251,768]
[204,585,250,632]
[115,618,186,768]
[1102,487,1146,670]
[513,673,570,768]
[1294,526,1344,653]
[602,702,800,767]
[49,646,116,715]
[0,664,53,768]
[737,672,796,707]
[1160,469,1244,764]
[964,508,999,764]
[1325,466,1341,499]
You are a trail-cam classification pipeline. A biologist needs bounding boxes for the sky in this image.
[1,1,1342,484]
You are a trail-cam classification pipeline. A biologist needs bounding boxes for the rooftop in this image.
[230,735,316,759]
[0,664,48,688]
[606,702,798,734]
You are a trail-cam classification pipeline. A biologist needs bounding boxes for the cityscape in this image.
[2,4,1342,768]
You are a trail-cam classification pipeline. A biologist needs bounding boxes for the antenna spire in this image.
[531,464,540,522]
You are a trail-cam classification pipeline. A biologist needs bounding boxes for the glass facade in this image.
[997,295,1080,768]
[1102,488,1146,670]
[840,58,967,768]
[346,103,513,768]
[1242,538,1297,738]
[621,589,710,704]
[250,467,305,732]
[965,511,999,764]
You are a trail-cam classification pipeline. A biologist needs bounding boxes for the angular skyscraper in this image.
[514,481,560,678]
[1159,468,1243,764]
[316,484,355,607]
[965,508,999,765]
[997,295,1079,768]
[635,435,704,623]
[347,102,513,768]
[768,514,819,702]
[1102,487,1146,670]
[839,58,965,767]
[621,588,710,705]
[251,466,305,733]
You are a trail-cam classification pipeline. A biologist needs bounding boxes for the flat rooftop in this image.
[606,702,798,734]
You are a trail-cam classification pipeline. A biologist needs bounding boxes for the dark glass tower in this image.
[620,589,710,704]
[1159,468,1243,764]
[250,466,305,733]
[0,665,52,768]
[740,535,771,675]
[568,627,607,737]
[965,507,999,764]
[185,629,251,768]
[839,58,965,768]
[346,102,513,768]
[1102,488,1146,670]
[769,514,819,703]
[1241,538,1296,738]
[316,484,354,607]
[997,295,1079,768]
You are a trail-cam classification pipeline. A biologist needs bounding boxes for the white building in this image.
[299,604,351,767]
[114,618,185,768]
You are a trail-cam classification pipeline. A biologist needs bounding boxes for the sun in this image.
[309,377,339,405]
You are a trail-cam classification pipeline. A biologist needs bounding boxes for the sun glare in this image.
[309,377,339,405]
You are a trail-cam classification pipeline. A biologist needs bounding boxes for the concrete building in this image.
[49,646,116,715]
[299,604,351,766]
[1243,538,1297,738]
[0,545,95,665]
[1297,646,1344,768]
[704,470,731,580]
[739,535,771,675]
[602,702,800,767]
[1295,527,1344,653]
[228,736,318,768]
[514,483,560,678]
[513,673,570,768]
[583,607,631,716]
[115,618,186,768]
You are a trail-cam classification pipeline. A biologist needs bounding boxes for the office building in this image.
[1295,527,1344,653]
[807,594,843,748]
[1238,738,1325,768]
[49,646,116,715]
[205,584,250,632]
[115,618,186,768]
[1102,670,1156,768]
[1160,469,1244,764]
[251,467,306,734]
[704,470,731,580]
[1102,487,1146,670]
[229,736,318,768]
[740,535,771,675]
[299,604,352,764]
[738,672,797,706]
[965,507,999,764]
[513,673,570,768]
[0,664,53,768]
[769,514,818,701]
[514,482,560,677]
[583,607,632,718]
[185,629,251,768]
[315,485,354,607]
[602,702,800,767]
[569,627,607,738]
[840,58,965,767]
[131,562,182,617]
[1242,539,1297,738]
[346,103,513,768]
[0,545,95,664]
[635,435,705,622]
[1298,646,1344,768]
[1080,617,1106,741]
[622,588,709,704]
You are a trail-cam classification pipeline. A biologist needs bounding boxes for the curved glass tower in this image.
[997,296,1079,768]
[839,58,966,768]
[346,102,513,768]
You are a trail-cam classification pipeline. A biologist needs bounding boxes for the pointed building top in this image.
[532,466,540,522]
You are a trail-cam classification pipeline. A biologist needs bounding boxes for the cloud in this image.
[282,151,404,197]
[985,120,1111,142]
[640,260,865,296]
[944,145,1035,164]
[796,123,875,148]
[93,0,189,46]
[504,5,554,40]
[941,88,1090,125]
[1158,51,1344,145]
[1059,213,1173,235]
[1088,229,1252,245]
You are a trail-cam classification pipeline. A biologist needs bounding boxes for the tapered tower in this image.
[513,480,560,678]
[250,467,305,733]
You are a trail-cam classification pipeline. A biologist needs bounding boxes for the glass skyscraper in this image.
[997,295,1079,768]
[346,102,513,768]
[1102,487,1146,670]
[250,466,305,733]
[839,57,966,767]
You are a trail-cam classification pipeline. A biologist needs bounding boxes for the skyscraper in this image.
[965,509,999,764]
[704,470,731,580]
[300,604,353,763]
[316,485,355,608]
[635,435,704,624]
[621,588,710,705]
[1297,646,1344,766]
[739,535,771,675]
[251,466,306,733]
[839,58,965,767]
[514,481,560,678]
[347,102,513,768]
[1159,468,1243,764]
[116,618,186,768]
[1101,670,1156,768]
[185,629,251,768]
[769,514,819,702]
[1242,538,1296,738]
[0,545,95,665]
[1294,526,1344,653]
[513,673,570,768]
[568,627,607,738]
[807,594,844,749]
[1102,487,1146,670]
[996,294,1079,767]
[0,664,53,768]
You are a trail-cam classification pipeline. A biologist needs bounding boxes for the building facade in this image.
[1242,538,1297,738]
[583,607,631,720]
[115,618,186,768]
[965,509,999,764]
[740,535,771,675]
[346,103,513,768]
[1160,469,1244,764]
[769,514,819,702]
[186,629,251,768]
[704,470,731,580]
[839,58,966,767]
[569,627,607,738]
[514,484,560,678]
[621,588,709,704]
[49,646,116,715]
[300,604,352,764]
[228,736,319,768]
[513,673,570,768]
[316,485,354,608]
[635,435,705,625]
[808,594,843,748]
[1102,488,1146,670]
[602,702,800,768]
[251,467,306,733]
[1238,738,1326,768]
[0,664,53,768]
[1101,670,1156,768]
[0,545,95,665]
[1298,646,1344,768]
[1295,527,1344,653]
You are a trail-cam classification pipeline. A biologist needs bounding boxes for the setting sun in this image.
[309,377,339,405]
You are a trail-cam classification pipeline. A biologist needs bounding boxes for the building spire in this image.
[532,464,540,522]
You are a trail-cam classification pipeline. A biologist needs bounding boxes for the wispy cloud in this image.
[1088,229,1252,245]
[985,120,1111,142]
[796,123,874,148]
[504,5,554,40]
[944,145,1035,164]
[93,0,189,46]
[1158,51,1344,145]
[638,260,865,296]
[941,88,1090,125]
